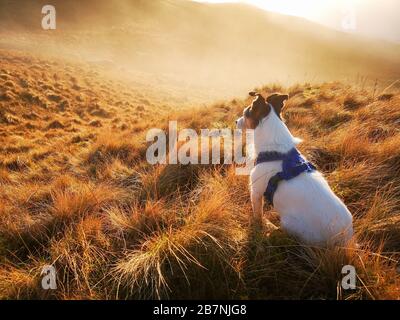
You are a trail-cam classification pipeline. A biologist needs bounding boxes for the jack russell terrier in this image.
[236,92,353,246]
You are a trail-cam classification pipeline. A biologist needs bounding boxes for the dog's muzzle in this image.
[236,116,244,130]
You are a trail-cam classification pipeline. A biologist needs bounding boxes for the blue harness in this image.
[256,148,316,206]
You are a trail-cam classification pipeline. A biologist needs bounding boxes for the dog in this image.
[236,92,353,246]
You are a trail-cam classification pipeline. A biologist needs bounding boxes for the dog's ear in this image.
[267,93,289,119]
[245,92,271,128]
[249,91,263,99]
[249,91,261,97]
[249,92,269,114]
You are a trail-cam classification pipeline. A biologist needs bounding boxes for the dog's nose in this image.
[235,120,238,124]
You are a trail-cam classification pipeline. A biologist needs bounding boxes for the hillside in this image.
[0,49,400,299]
[1,0,400,98]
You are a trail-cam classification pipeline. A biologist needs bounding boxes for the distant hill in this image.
[1,0,399,96]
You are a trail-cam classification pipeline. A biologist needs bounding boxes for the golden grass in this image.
[0,50,399,299]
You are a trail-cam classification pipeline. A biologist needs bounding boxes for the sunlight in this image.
[196,0,326,18]
[195,0,358,25]
[194,0,400,43]
[249,0,322,18]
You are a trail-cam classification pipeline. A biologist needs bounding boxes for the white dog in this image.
[236,92,353,246]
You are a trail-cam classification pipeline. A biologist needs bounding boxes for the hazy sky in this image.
[194,0,400,43]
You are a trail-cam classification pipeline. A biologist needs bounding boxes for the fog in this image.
[1,0,399,100]
[197,0,400,43]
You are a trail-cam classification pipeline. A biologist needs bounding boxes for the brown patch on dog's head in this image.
[266,93,289,119]
[243,92,271,129]
[242,92,290,129]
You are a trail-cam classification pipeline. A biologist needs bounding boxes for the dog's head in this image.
[236,92,289,130]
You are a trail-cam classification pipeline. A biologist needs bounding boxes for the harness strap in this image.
[256,150,287,165]
[256,148,316,206]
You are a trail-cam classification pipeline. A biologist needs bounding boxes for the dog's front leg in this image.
[251,191,263,223]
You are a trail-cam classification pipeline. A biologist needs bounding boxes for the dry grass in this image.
[0,50,400,300]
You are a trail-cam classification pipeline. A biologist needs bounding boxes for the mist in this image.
[1,0,399,100]
[197,0,400,43]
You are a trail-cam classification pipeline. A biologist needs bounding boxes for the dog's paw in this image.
[264,219,279,232]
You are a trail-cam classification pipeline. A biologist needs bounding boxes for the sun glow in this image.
[194,0,359,29]
[248,0,321,18]
[195,0,400,43]
[195,0,336,18]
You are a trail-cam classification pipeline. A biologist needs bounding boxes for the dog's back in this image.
[251,163,353,245]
